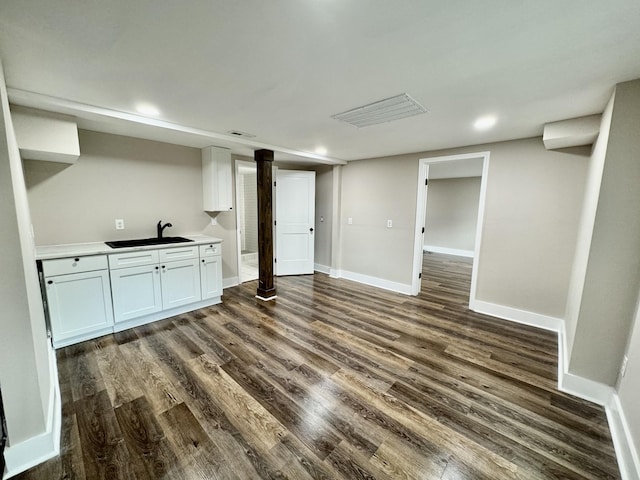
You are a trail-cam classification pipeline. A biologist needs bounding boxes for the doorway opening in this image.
[235,160,259,283]
[411,152,490,307]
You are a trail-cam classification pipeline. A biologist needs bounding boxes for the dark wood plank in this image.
[114,396,184,479]
[221,357,342,461]
[157,402,227,479]
[74,390,134,479]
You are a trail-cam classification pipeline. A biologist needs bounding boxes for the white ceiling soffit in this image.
[543,114,601,150]
[7,89,346,165]
[332,94,428,128]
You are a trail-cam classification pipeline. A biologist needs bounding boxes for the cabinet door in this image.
[200,256,222,300]
[46,270,114,344]
[202,146,233,211]
[110,264,162,323]
[161,258,201,309]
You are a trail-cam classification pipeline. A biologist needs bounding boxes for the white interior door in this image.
[276,170,315,275]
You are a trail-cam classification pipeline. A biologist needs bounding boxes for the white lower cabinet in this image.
[43,255,114,347]
[42,242,222,347]
[161,258,201,309]
[110,264,162,323]
[109,245,205,324]
[201,256,222,299]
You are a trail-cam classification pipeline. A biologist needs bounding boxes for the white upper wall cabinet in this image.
[11,106,80,163]
[202,146,233,211]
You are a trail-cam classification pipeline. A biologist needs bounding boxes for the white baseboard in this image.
[333,269,413,295]
[558,367,615,406]
[4,343,61,479]
[314,263,330,274]
[223,276,239,289]
[556,322,614,406]
[423,245,475,258]
[329,268,340,278]
[606,394,640,480]
[470,299,562,332]
[473,300,637,480]
[255,294,277,301]
[113,297,221,333]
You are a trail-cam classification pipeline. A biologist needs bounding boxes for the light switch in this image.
[387,219,393,228]
[348,217,353,225]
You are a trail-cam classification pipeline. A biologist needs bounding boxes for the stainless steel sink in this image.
[105,236,194,249]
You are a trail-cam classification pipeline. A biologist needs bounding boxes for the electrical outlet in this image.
[348,217,353,225]
[115,219,125,230]
[621,355,629,377]
[387,219,393,228]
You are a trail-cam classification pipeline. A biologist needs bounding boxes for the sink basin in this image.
[105,236,194,249]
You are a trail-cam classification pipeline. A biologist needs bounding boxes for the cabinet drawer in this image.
[109,249,159,269]
[199,243,221,257]
[43,255,108,277]
[159,246,198,263]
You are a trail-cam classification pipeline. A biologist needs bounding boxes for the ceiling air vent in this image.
[332,93,428,128]
[226,130,256,138]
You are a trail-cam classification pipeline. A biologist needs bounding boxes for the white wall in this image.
[23,128,243,284]
[24,129,209,244]
[567,79,640,385]
[340,156,418,284]
[617,294,640,466]
[0,60,55,469]
[340,138,589,318]
[424,177,481,253]
[472,139,589,318]
[564,93,615,365]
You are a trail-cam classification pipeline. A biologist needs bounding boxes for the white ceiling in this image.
[1,1,640,164]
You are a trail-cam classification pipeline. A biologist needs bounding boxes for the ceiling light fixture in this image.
[135,103,160,116]
[474,115,497,130]
[332,93,428,128]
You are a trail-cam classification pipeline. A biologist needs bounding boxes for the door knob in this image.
[309,228,314,233]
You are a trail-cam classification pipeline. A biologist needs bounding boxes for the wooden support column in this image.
[255,149,277,300]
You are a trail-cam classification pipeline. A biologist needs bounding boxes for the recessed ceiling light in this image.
[135,103,160,116]
[474,115,497,130]
[315,147,327,156]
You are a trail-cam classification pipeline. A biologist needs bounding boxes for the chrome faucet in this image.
[157,220,173,238]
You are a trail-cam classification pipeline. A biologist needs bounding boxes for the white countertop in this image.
[36,234,223,260]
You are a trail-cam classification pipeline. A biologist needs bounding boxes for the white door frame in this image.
[411,151,491,308]
[234,159,257,283]
[272,165,278,275]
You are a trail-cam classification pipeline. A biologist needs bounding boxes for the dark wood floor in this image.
[16,253,620,479]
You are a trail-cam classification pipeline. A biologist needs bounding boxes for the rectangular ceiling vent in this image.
[227,129,256,138]
[332,93,428,128]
